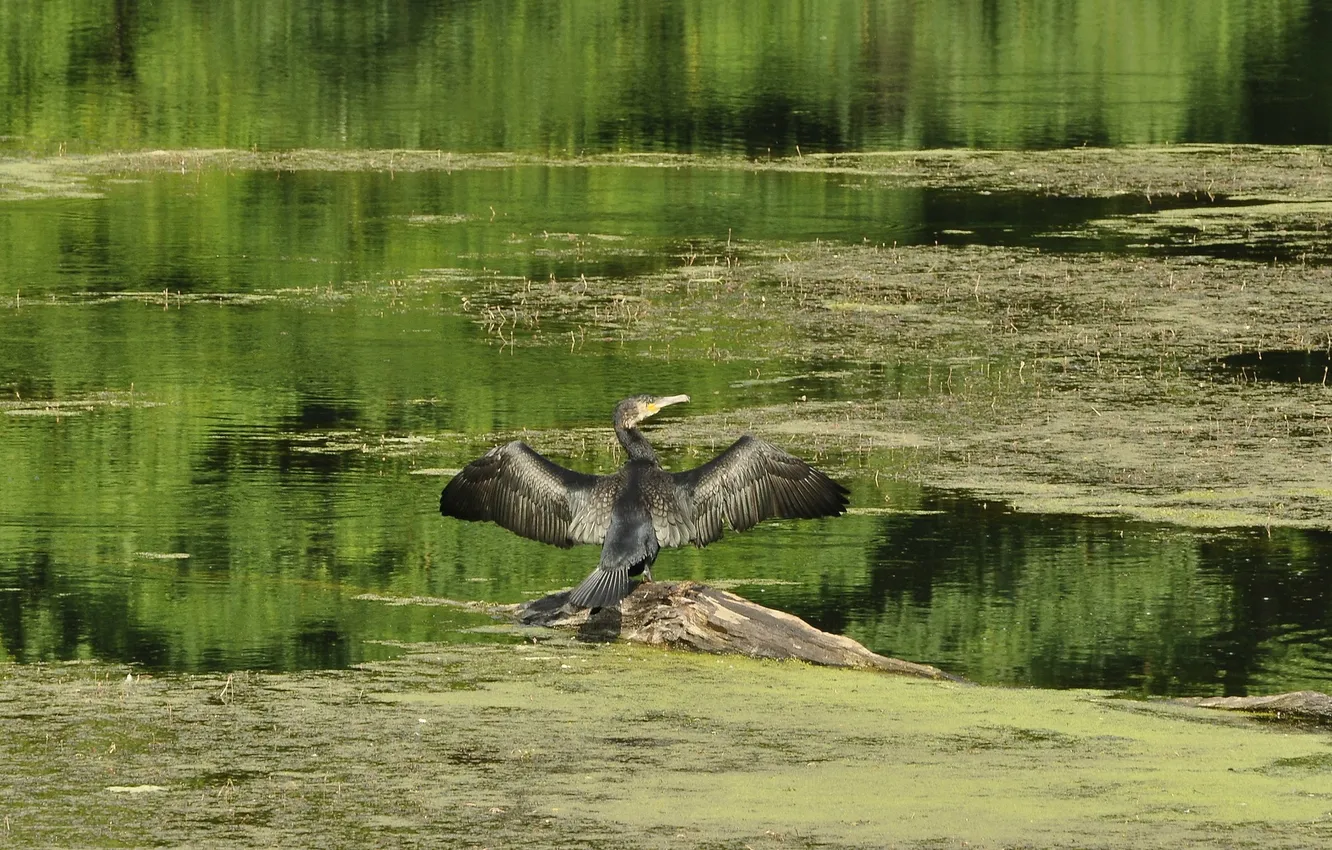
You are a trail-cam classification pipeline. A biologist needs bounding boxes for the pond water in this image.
[2,0,1330,154]
[1218,349,1332,385]
[0,168,1234,299]
[4,167,1332,696]
[3,0,1332,695]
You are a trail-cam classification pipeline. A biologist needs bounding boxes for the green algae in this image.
[1,649,1329,848]
[439,233,1332,529]
[0,159,99,200]
[4,144,1330,202]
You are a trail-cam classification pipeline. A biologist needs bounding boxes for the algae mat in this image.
[6,145,1330,201]
[2,645,1329,848]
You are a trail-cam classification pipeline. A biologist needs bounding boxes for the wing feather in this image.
[671,435,849,546]
[644,474,694,549]
[439,441,614,547]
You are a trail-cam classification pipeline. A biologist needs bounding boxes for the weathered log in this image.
[1194,691,1332,722]
[518,580,960,682]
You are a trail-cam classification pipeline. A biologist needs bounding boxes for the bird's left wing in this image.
[439,441,612,547]
[671,435,849,546]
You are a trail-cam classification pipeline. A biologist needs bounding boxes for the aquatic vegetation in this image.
[2,649,1330,848]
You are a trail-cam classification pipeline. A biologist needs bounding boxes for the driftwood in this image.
[517,580,959,682]
[1194,691,1332,722]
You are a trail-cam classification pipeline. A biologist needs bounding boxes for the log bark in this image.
[517,580,960,682]
[1194,691,1332,722]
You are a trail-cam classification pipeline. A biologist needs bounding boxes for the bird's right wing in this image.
[439,441,615,547]
[672,435,849,546]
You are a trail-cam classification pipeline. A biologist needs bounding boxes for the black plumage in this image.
[439,394,849,608]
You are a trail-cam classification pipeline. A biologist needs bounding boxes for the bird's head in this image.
[615,394,690,429]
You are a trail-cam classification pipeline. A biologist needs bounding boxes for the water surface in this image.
[3,168,1332,695]
[4,0,1332,695]
[2,0,1330,155]
[0,168,1257,301]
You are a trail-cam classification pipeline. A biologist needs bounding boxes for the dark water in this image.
[4,0,1332,695]
[1218,350,1332,385]
[2,0,1331,155]
[782,496,1332,694]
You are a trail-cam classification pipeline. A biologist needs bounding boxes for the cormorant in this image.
[439,394,849,608]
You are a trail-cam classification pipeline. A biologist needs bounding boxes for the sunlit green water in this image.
[3,168,1331,695]
[3,0,1332,694]
[0,167,1194,299]
[2,0,1329,154]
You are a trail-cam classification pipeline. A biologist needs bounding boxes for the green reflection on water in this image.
[0,167,935,294]
[0,275,814,670]
[3,0,1331,694]
[1,165,1331,693]
[1,0,1327,154]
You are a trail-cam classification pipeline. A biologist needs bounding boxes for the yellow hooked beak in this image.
[647,394,690,415]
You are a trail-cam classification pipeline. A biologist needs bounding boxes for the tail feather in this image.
[572,508,659,609]
[569,567,633,609]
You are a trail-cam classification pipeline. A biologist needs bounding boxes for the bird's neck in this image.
[615,423,658,463]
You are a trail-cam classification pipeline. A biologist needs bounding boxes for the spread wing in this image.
[439,441,617,547]
[671,436,849,547]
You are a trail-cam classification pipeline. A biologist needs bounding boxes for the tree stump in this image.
[518,580,960,682]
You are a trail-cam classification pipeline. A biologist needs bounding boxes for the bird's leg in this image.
[641,565,653,583]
